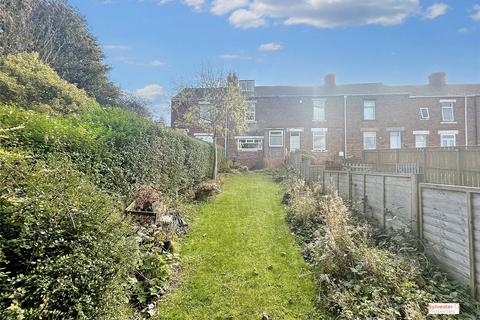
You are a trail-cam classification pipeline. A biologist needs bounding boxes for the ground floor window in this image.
[237,137,263,151]
[440,133,456,147]
[312,128,327,151]
[269,130,284,147]
[363,132,376,150]
[390,131,401,149]
[194,133,213,143]
[415,134,427,148]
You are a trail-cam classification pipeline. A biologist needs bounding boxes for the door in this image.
[290,132,300,151]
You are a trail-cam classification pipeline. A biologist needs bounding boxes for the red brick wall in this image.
[173,91,480,166]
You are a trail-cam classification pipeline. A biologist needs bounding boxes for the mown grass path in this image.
[156,173,323,319]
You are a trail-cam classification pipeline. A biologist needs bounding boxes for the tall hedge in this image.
[0,105,213,197]
[0,149,137,319]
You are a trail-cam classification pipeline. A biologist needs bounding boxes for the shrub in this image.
[0,149,137,319]
[0,53,100,115]
[283,172,480,319]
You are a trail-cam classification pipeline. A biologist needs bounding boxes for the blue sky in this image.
[69,0,480,123]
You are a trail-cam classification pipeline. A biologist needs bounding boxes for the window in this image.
[440,133,456,147]
[363,132,376,150]
[237,138,263,151]
[199,102,210,120]
[193,133,213,143]
[239,80,255,96]
[312,129,327,151]
[419,107,430,120]
[313,99,326,121]
[364,100,376,120]
[415,134,427,148]
[246,101,256,122]
[441,102,454,122]
[390,131,401,149]
[269,130,284,147]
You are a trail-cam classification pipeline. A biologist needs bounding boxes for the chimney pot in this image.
[324,73,336,87]
[428,72,446,86]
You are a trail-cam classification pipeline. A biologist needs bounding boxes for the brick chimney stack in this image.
[324,73,336,87]
[428,72,447,86]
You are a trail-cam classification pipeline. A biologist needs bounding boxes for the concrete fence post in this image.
[411,174,423,237]
[466,191,477,298]
[381,175,386,228]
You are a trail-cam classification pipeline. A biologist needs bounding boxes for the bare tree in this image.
[173,67,247,179]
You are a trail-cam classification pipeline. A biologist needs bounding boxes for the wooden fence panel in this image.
[384,176,412,231]
[364,175,384,226]
[421,186,470,285]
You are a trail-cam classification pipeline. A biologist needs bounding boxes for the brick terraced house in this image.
[172,73,480,169]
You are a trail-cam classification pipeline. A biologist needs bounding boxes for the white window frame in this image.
[439,130,457,147]
[236,136,263,151]
[363,132,377,150]
[441,102,455,122]
[415,134,427,148]
[199,102,210,121]
[312,99,326,121]
[389,131,402,149]
[419,107,430,120]
[364,100,376,120]
[311,128,327,152]
[246,101,256,122]
[193,133,213,144]
[268,130,284,147]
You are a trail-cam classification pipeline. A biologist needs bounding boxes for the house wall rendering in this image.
[172,73,480,169]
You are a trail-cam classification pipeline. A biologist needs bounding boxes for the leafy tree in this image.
[0,0,119,105]
[173,68,247,179]
[0,53,100,115]
[115,92,153,119]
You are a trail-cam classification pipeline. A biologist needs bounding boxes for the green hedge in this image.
[0,149,137,319]
[0,105,213,197]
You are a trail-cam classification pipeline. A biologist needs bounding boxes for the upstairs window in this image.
[246,101,256,122]
[269,130,284,147]
[364,100,376,120]
[199,102,210,121]
[441,102,454,122]
[419,107,430,120]
[313,99,326,121]
[363,132,376,150]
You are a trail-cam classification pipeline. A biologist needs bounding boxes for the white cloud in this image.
[182,0,423,29]
[104,44,130,50]
[471,4,480,22]
[150,60,166,67]
[423,3,448,20]
[457,27,469,33]
[258,42,282,51]
[133,84,165,101]
[219,53,252,60]
[229,8,266,28]
[183,0,206,11]
[211,0,248,15]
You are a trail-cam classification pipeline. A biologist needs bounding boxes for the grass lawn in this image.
[156,173,326,320]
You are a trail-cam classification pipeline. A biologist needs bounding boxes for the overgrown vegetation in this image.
[274,165,480,319]
[0,54,217,318]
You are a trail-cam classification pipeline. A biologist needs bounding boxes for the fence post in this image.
[363,174,367,214]
[347,171,352,201]
[456,149,462,185]
[467,191,477,298]
[418,184,424,240]
[411,174,423,237]
[381,175,386,228]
